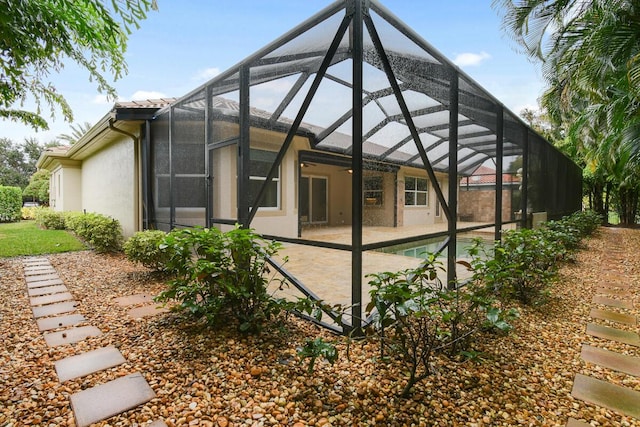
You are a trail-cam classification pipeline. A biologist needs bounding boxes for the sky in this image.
[1,0,545,143]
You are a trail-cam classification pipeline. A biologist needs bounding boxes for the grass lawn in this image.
[0,221,86,258]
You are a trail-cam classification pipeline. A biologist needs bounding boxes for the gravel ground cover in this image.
[1,227,639,426]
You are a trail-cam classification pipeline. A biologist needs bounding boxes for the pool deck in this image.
[271,222,511,313]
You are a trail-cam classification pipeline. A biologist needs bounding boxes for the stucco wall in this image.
[50,165,81,212]
[81,135,138,238]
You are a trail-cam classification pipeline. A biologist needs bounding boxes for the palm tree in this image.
[493,0,640,224]
[56,121,93,145]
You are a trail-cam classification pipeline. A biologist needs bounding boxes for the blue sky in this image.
[2,1,545,143]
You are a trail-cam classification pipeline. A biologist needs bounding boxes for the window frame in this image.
[249,148,281,210]
[405,176,429,207]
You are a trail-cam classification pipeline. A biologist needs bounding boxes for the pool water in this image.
[379,237,492,259]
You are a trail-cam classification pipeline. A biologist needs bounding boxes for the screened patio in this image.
[146,0,582,333]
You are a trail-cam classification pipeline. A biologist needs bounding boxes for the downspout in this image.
[108,118,141,234]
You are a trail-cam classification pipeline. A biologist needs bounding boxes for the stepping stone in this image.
[571,374,640,419]
[590,308,637,325]
[592,295,634,310]
[24,266,56,274]
[599,282,630,291]
[586,323,640,347]
[43,325,102,347]
[148,421,168,427]
[37,314,86,332]
[566,418,591,427]
[115,293,156,307]
[27,278,64,288]
[70,372,156,427]
[55,346,126,382]
[581,344,640,377]
[595,287,632,297]
[30,292,74,306]
[25,273,59,283]
[32,301,78,318]
[28,284,68,297]
[127,305,169,319]
[24,257,49,264]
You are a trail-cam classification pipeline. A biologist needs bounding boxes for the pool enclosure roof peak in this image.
[163,0,546,176]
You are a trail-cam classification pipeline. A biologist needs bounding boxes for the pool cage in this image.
[147,0,582,333]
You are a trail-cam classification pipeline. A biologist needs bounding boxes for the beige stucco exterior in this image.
[49,161,82,212]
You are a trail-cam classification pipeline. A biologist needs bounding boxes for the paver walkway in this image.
[22,257,164,427]
[567,237,640,426]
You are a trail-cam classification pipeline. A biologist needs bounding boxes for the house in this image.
[38,0,582,332]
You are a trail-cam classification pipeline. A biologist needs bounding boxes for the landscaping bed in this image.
[1,227,639,426]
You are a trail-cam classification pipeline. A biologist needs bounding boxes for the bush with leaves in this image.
[297,337,338,373]
[123,230,170,271]
[156,225,288,333]
[0,186,22,222]
[364,255,505,398]
[34,207,66,230]
[64,212,123,253]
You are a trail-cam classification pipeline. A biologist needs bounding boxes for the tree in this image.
[0,137,45,189]
[57,122,94,145]
[0,0,156,131]
[494,0,640,224]
[23,169,51,203]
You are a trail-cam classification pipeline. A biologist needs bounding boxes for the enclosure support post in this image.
[447,70,459,290]
[168,107,175,229]
[238,66,251,228]
[205,86,213,229]
[521,128,529,229]
[494,107,504,241]
[142,120,152,230]
[351,0,364,334]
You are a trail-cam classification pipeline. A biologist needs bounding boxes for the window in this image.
[405,176,429,206]
[364,176,383,206]
[249,148,280,209]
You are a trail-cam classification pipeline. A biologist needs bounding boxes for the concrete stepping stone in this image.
[37,314,86,332]
[571,373,640,420]
[595,287,632,297]
[43,325,102,347]
[115,293,156,307]
[581,344,640,377]
[127,304,169,319]
[55,346,126,382]
[148,421,168,427]
[24,266,57,274]
[70,372,156,427]
[586,323,640,347]
[27,278,64,288]
[32,301,78,318]
[590,308,637,325]
[592,295,634,310]
[25,273,60,283]
[24,257,49,264]
[28,284,68,297]
[566,418,591,427]
[30,292,74,306]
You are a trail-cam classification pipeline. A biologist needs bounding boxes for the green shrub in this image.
[21,206,41,220]
[365,255,503,397]
[124,230,170,271]
[35,208,66,230]
[0,186,22,222]
[65,212,123,253]
[156,225,287,332]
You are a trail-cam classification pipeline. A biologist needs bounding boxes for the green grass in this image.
[0,221,86,258]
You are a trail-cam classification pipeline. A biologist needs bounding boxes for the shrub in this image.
[65,212,123,253]
[156,225,288,332]
[21,206,41,220]
[123,230,170,271]
[34,208,66,230]
[365,255,502,397]
[0,186,22,222]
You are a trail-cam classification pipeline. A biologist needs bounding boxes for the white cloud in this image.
[453,51,491,67]
[128,90,168,101]
[92,94,116,105]
[193,67,221,82]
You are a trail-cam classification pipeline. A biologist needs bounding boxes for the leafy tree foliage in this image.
[495,0,640,224]
[0,0,156,130]
[0,137,44,188]
[23,169,51,203]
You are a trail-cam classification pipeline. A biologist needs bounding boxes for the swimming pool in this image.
[378,236,492,259]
